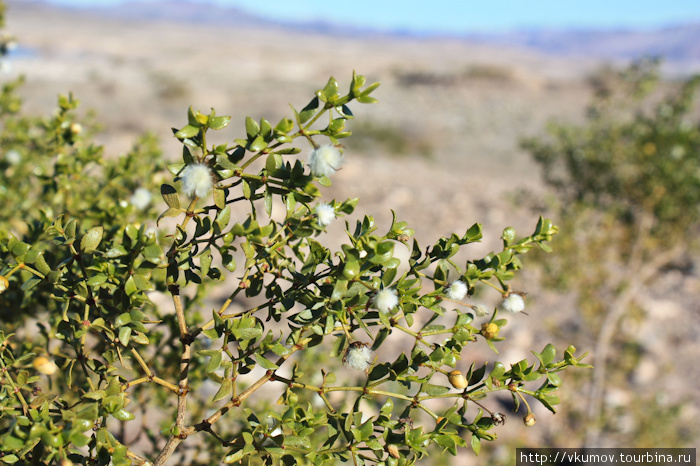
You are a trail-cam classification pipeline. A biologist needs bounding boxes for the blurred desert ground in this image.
[5,0,700,462]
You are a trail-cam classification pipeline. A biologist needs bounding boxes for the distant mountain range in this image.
[467,24,700,62]
[13,0,700,64]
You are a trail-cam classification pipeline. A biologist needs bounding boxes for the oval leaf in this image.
[255,354,279,370]
[161,184,181,209]
[80,227,103,253]
[112,408,135,422]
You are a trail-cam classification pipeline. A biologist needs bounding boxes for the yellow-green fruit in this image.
[481,322,499,340]
[523,413,536,427]
[448,370,468,389]
[342,261,360,280]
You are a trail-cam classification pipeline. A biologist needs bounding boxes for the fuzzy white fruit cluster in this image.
[315,203,336,226]
[309,145,343,177]
[181,163,213,198]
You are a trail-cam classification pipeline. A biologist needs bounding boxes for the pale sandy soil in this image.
[4,2,699,463]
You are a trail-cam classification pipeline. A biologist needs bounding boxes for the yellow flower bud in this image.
[523,413,536,427]
[386,444,400,459]
[33,356,58,375]
[481,322,499,340]
[448,370,468,389]
[0,275,8,294]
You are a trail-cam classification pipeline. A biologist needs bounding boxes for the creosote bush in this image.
[522,59,700,447]
[0,8,589,466]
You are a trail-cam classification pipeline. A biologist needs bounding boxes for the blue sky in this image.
[48,0,700,34]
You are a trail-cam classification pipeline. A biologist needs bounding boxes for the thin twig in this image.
[584,211,683,446]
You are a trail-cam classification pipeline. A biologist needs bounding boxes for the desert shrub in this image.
[522,58,700,446]
[0,4,589,465]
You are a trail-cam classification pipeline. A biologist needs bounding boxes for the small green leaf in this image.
[131,332,149,345]
[77,402,99,420]
[322,76,339,100]
[266,153,283,175]
[245,116,259,138]
[82,390,106,401]
[547,372,562,386]
[470,434,481,455]
[255,354,279,370]
[264,190,272,216]
[175,124,200,139]
[20,276,41,291]
[249,135,267,152]
[157,207,183,226]
[34,254,52,275]
[422,384,449,396]
[209,115,231,130]
[87,273,107,286]
[114,313,132,327]
[222,253,236,272]
[80,226,103,253]
[118,327,131,346]
[133,273,153,291]
[187,106,201,126]
[213,379,233,402]
[161,184,181,209]
[207,351,223,373]
[224,449,249,464]
[112,408,135,421]
[298,96,320,124]
[283,436,311,449]
[275,117,294,134]
[541,343,556,365]
[216,205,231,230]
[124,276,138,296]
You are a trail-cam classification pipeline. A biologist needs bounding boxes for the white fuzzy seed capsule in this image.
[5,150,21,166]
[309,144,343,177]
[343,342,374,373]
[472,304,490,317]
[181,163,213,199]
[445,280,468,301]
[373,288,399,314]
[500,293,525,313]
[315,203,336,226]
[130,187,152,210]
